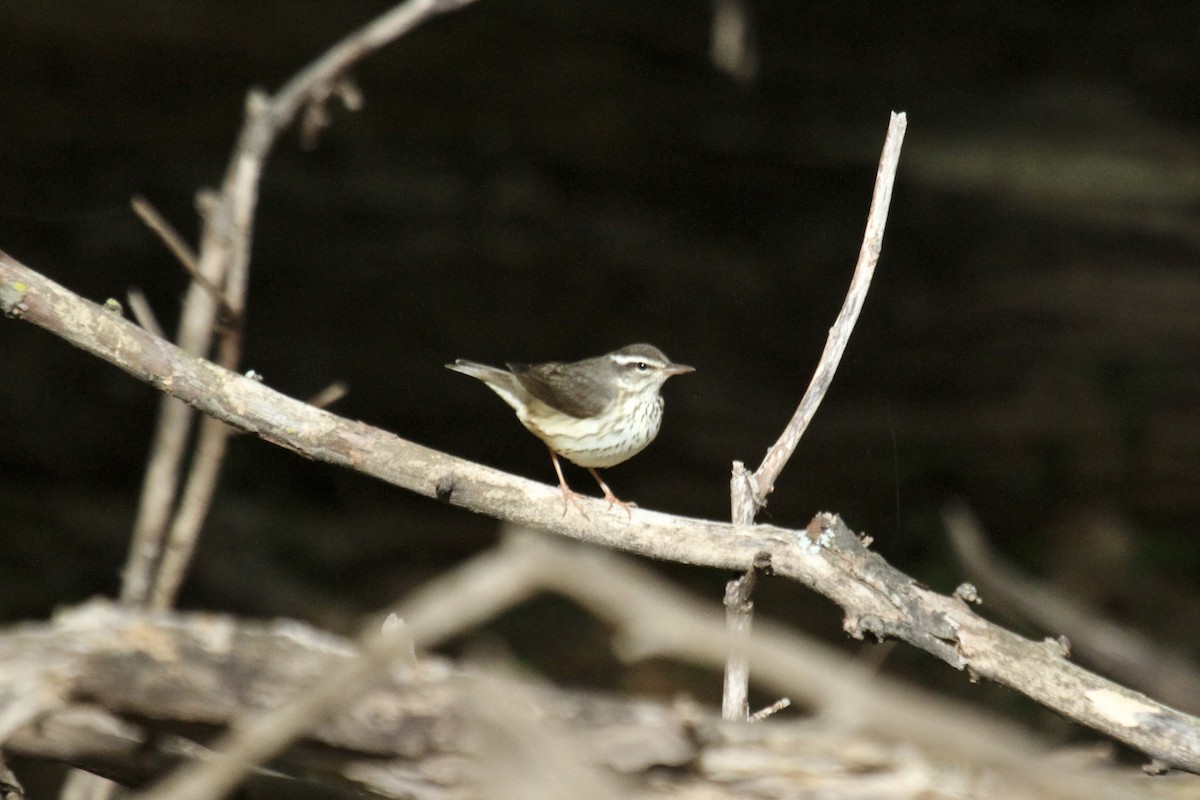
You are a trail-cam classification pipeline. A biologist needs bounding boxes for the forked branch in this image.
[121,0,480,613]
[723,111,904,719]
[2,250,1198,772]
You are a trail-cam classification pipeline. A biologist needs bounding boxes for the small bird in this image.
[447,344,694,515]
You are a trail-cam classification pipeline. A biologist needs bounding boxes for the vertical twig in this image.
[752,112,907,500]
[710,0,758,85]
[721,111,907,718]
[149,415,234,609]
[77,2,483,797]
[119,0,481,613]
[722,461,757,719]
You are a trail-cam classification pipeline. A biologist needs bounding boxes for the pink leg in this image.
[548,448,588,517]
[588,468,635,519]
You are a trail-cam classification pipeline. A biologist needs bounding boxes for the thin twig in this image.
[120,0,481,612]
[722,112,905,720]
[748,697,791,721]
[125,288,165,340]
[130,196,201,276]
[721,570,754,720]
[122,398,193,605]
[752,111,906,505]
[306,380,348,409]
[722,460,758,720]
[130,193,232,330]
[148,415,233,610]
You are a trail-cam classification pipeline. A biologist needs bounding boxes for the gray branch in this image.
[3,250,1199,773]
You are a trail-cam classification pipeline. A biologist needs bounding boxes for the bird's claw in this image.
[559,486,589,519]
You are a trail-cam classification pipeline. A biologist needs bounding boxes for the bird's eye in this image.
[636,362,650,371]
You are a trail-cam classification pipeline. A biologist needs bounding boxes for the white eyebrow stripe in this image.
[610,354,662,367]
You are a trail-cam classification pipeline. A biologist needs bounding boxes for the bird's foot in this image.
[588,468,635,520]
[599,486,636,520]
[558,484,590,519]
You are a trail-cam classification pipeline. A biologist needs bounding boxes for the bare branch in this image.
[394,530,1151,800]
[130,196,201,276]
[752,111,906,504]
[13,596,1171,799]
[720,569,754,721]
[944,501,1200,714]
[724,112,903,720]
[120,0,480,611]
[125,288,165,340]
[747,697,791,721]
[148,414,233,610]
[3,250,1199,772]
[722,460,758,720]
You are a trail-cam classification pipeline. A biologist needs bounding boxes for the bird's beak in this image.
[664,363,695,376]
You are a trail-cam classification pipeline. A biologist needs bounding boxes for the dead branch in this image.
[723,110,903,718]
[751,113,902,506]
[710,0,758,85]
[2,250,1198,772]
[0,569,1177,800]
[121,0,480,613]
[0,601,693,799]
[79,7,479,794]
[130,197,201,285]
[945,501,1200,714]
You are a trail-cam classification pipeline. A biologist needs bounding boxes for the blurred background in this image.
[2,0,1199,744]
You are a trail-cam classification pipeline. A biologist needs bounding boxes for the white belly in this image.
[518,396,664,468]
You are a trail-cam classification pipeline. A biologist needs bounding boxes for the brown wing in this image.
[508,358,613,418]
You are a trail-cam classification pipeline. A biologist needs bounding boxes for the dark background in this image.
[3,1,1199,728]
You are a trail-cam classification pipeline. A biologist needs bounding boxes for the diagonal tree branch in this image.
[945,501,1200,714]
[3,250,1199,772]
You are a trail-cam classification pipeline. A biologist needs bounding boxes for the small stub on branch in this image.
[0,280,28,318]
[1043,635,1071,659]
[953,582,981,605]
[748,697,791,722]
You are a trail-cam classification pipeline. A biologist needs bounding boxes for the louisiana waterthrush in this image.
[447,343,694,515]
